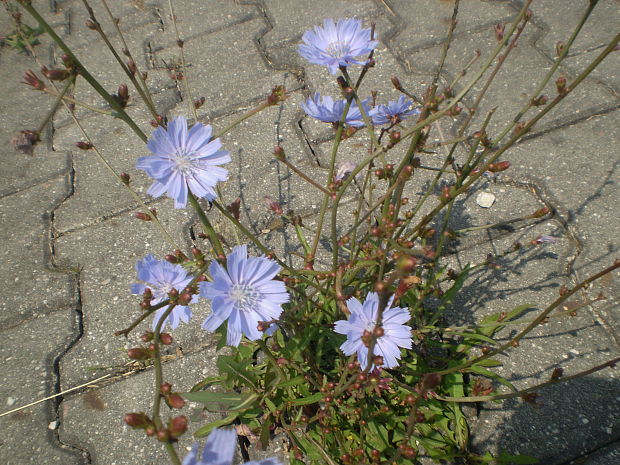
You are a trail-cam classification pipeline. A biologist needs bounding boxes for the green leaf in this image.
[290,392,323,405]
[193,412,239,438]
[468,365,516,391]
[276,376,306,389]
[497,450,540,464]
[190,375,222,392]
[181,391,258,410]
[441,265,470,308]
[217,355,258,389]
[479,304,532,337]
[366,420,390,451]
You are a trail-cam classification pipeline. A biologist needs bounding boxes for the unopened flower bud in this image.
[556,76,567,94]
[115,84,129,107]
[532,94,548,106]
[391,76,403,90]
[160,383,173,394]
[532,206,550,218]
[487,161,510,173]
[127,347,149,360]
[193,96,205,109]
[494,23,505,41]
[41,66,71,81]
[551,367,563,380]
[124,412,150,428]
[263,196,283,215]
[421,373,442,391]
[267,85,287,105]
[22,70,45,90]
[134,212,152,221]
[178,292,192,306]
[127,59,137,76]
[156,428,170,442]
[75,141,93,150]
[140,331,154,342]
[85,20,97,30]
[160,333,173,345]
[397,255,417,273]
[273,145,285,160]
[169,415,188,438]
[117,172,131,186]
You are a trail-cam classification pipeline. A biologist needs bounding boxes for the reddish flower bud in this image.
[160,333,173,345]
[127,59,137,76]
[85,19,98,30]
[75,141,93,150]
[119,172,131,185]
[494,23,505,41]
[124,412,150,428]
[532,94,548,106]
[115,84,129,108]
[421,373,442,391]
[192,96,205,109]
[532,206,550,218]
[267,85,287,105]
[226,198,241,221]
[555,41,565,57]
[134,212,152,221]
[156,428,170,442]
[41,66,71,81]
[273,145,286,160]
[263,196,283,215]
[164,254,178,264]
[487,161,510,173]
[169,415,188,438]
[178,292,192,306]
[140,331,154,342]
[127,348,149,360]
[556,76,568,95]
[22,70,45,90]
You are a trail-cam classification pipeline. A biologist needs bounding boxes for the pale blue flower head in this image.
[182,428,282,465]
[137,116,231,208]
[334,292,412,369]
[301,93,370,127]
[369,95,419,126]
[298,18,378,74]
[131,254,196,330]
[200,245,289,347]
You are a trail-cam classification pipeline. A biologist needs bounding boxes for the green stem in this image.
[37,78,73,134]
[18,0,148,142]
[188,193,225,258]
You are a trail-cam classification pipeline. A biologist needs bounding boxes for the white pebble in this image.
[476,191,496,208]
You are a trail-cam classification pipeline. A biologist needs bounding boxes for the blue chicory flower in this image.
[131,254,196,330]
[301,92,370,127]
[298,18,378,74]
[334,292,412,369]
[369,95,419,126]
[200,245,289,347]
[182,428,281,465]
[136,116,231,209]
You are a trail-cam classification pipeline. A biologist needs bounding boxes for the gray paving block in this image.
[402,24,616,134]
[152,18,295,119]
[0,311,82,465]
[53,203,199,387]
[388,0,515,50]
[530,0,620,95]
[0,47,70,197]
[259,0,378,45]
[505,110,620,339]
[0,176,77,327]
[576,441,620,465]
[59,347,229,465]
[51,100,178,234]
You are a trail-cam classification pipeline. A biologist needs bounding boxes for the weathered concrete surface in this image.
[1,1,618,464]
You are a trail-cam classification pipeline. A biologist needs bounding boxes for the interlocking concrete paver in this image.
[0,177,77,327]
[1,1,619,464]
[0,311,82,465]
[59,348,223,465]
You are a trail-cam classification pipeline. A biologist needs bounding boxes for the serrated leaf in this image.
[366,421,390,451]
[217,355,258,389]
[182,391,258,411]
[276,376,306,389]
[190,375,222,392]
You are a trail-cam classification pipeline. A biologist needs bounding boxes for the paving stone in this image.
[388,0,515,51]
[0,176,77,327]
[51,98,178,234]
[505,109,620,340]
[0,311,82,465]
[0,44,70,197]
[53,204,197,387]
[152,18,297,119]
[259,0,378,45]
[530,0,620,96]
[576,441,620,465]
[403,24,617,134]
[59,347,230,465]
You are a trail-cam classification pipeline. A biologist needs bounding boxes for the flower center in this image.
[326,41,351,59]
[172,149,195,175]
[229,283,262,312]
[154,282,173,300]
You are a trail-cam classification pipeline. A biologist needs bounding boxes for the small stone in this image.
[476,191,496,208]
[48,420,59,430]
[7,397,16,406]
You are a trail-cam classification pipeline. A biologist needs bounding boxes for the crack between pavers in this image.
[555,437,620,465]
